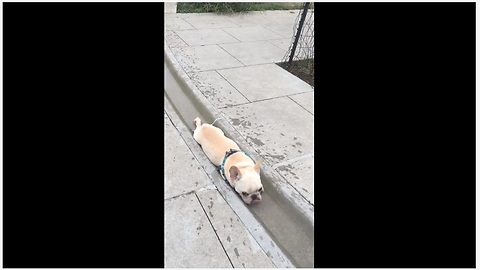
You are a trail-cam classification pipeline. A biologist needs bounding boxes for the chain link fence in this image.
[280,3,314,87]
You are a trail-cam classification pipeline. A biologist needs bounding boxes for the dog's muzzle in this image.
[250,194,261,204]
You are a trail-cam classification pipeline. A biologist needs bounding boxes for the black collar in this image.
[218,149,255,181]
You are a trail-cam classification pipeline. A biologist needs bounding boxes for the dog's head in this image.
[229,159,264,205]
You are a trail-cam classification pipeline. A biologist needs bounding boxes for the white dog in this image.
[193,117,263,204]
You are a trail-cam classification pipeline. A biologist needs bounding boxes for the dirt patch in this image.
[177,2,303,13]
[277,59,314,87]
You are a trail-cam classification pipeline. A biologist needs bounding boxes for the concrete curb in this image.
[165,34,314,266]
[165,43,314,227]
[164,95,294,268]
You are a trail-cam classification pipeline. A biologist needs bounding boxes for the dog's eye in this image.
[258,187,263,192]
[241,192,248,196]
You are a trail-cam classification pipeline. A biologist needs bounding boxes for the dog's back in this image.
[193,118,239,166]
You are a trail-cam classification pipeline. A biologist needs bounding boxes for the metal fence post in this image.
[288,2,310,65]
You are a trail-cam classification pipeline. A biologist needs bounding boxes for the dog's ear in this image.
[254,158,263,173]
[229,166,241,182]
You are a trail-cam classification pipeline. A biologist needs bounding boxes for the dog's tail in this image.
[211,118,222,126]
[194,117,202,128]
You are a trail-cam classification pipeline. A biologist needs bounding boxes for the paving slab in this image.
[223,13,279,27]
[275,156,314,204]
[264,24,296,39]
[164,2,177,14]
[164,112,211,199]
[217,64,311,102]
[263,10,299,16]
[188,71,249,108]
[170,45,244,72]
[222,26,283,42]
[164,30,188,48]
[262,10,299,25]
[288,91,314,115]
[164,18,195,31]
[220,97,314,165]
[184,16,240,29]
[165,13,191,19]
[267,38,293,52]
[196,189,275,268]
[164,193,232,268]
[219,41,286,66]
[180,13,236,19]
[175,28,239,46]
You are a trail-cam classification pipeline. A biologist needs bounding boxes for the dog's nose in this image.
[251,194,258,200]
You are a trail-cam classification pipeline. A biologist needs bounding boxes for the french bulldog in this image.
[193,117,263,204]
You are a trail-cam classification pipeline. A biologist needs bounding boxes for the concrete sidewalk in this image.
[164,10,314,268]
[165,10,314,206]
[164,104,276,268]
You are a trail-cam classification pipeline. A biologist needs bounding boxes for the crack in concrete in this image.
[195,192,235,268]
